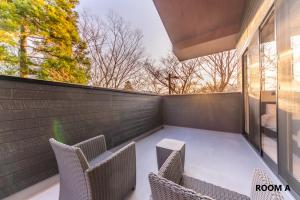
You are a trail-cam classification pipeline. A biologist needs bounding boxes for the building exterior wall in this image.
[163,92,242,133]
[237,0,300,198]
[239,0,263,38]
[276,0,300,197]
[0,76,163,198]
[237,0,274,56]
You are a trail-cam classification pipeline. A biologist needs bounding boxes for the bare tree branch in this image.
[196,50,238,93]
[145,53,201,94]
[79,11,145,89]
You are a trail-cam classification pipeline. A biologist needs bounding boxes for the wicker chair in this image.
[49,135,136,200]
[149,151,284,200]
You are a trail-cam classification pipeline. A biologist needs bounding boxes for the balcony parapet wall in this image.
[0,75,163,198]
[163,92,242,133]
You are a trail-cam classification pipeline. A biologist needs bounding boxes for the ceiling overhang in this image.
[153,0,247,60]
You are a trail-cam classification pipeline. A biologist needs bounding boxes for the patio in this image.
[4,126,295,200]
[1,0,300,199]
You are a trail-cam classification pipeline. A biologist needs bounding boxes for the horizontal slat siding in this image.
[163,93,242,133]
[0,77,162,198]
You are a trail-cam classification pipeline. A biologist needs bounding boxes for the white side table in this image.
[156,138,185,170]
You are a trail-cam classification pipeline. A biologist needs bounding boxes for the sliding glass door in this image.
[242,0,300,196]
[260,11,278,167]
[247,31,261,150]
[243,51,250,136]
[276,0,300,194]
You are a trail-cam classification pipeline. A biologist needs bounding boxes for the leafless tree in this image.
[145,50,238,94]
[260,42,277,91]
[79,12,145,89]
[146,54,200,94]
[196,50,238,93]
[80,11,238,93]
[132,60,167,94]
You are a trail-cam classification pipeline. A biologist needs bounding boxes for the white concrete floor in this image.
[4,126,296,200]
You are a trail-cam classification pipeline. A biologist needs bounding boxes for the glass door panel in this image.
[276,0,300,194]
[248,31,261,150]
[260,12,278,165]
[243,51,250,135]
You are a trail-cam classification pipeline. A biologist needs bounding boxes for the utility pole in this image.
[166,73,179,94]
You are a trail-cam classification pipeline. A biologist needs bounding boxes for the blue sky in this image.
[77,0,172,61]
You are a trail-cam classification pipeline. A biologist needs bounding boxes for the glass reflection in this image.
[291,36,300,83]
[290,35,300,181]
[260,13,278,164]
[248,31,261,149]
[277,0,300,189]
[243,52,250,134]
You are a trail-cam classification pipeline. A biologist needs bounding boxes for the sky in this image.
[77,0,172,61]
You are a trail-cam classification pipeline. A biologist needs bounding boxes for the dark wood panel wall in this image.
[163,92,242,133]
[0,76,162,198]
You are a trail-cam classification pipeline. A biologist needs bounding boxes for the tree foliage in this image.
[0,0,238,92]
[123,80,134,91]
[0,0,90,84]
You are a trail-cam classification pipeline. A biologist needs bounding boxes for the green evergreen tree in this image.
[0,0,90,84]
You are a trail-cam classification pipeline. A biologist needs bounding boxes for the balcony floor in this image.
[4,126,295,200]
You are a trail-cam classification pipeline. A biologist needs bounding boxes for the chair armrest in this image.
[158,151,183,184]
[85,142,136,200]
[149,173,208,200]
[74,135,107,161]
[181,175,250,200]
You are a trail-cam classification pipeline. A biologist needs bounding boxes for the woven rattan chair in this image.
[50,135,136,200]
[149,151,284,200]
